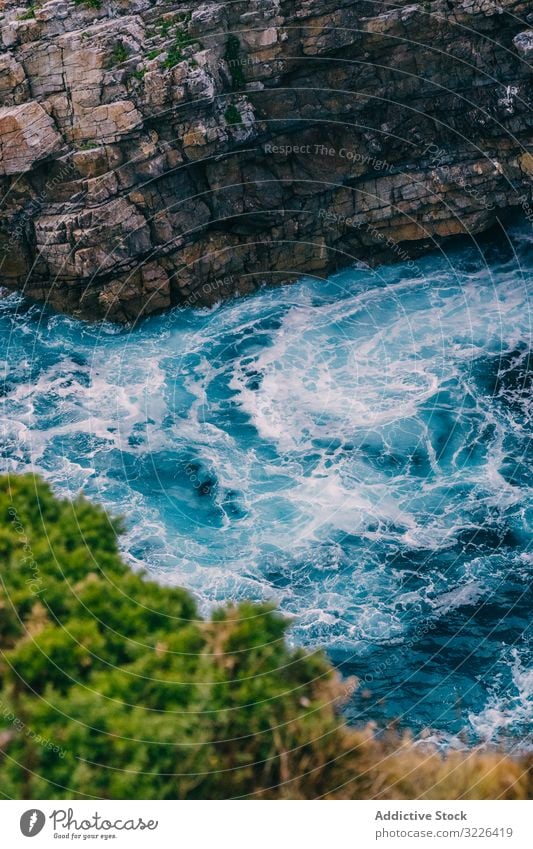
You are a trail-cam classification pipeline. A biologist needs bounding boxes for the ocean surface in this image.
[1,226,531,749]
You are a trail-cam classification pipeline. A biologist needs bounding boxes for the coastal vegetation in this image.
[0,474,530,800]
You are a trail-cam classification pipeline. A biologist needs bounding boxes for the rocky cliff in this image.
[0,0,532,320]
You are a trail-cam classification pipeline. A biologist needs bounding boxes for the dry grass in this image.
[253,673,532,800]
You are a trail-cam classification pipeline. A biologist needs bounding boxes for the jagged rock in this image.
[0,0,532,320]
[73,101,143,144]
[97,261,170,321]
[0,51,28,104]
[513,30,533,58]
[0,101,62,174]
[190,3,226,34]
[518,151,533,176]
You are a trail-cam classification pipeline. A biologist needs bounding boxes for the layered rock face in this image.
[0,0,532,320]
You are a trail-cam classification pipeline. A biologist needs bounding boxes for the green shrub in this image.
[16,6,35,20]
[225,34,246,90]
[73,0,101,9]
[163,28,195,69]
[111,42,129,65]
[163,44,184,69]
[0,474,530,800]
[0,475,348,799]
[225,103,242,126]
[159,18,173,37]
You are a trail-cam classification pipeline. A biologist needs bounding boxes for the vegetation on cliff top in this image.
[0,474,530,799]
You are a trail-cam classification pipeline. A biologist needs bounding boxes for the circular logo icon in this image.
[20,810,46,837]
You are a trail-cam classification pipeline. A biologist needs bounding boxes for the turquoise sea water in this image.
[1,226,531,748]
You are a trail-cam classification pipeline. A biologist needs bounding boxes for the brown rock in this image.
[0,0,532,321]
[0,101,62,174]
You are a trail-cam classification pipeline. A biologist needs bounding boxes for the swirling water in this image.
[1,227,531,748]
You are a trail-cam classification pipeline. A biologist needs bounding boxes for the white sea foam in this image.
[468,650,533,746]
[1,242,531,742]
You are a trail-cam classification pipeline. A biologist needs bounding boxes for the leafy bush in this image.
[225,34,246,90]
[225,103,242,127]
[111,42,129,65]
[73,0,101,10]
[159,19,173,37]
[163,28,195,69]
[0,475,530,800]
[16,6,35,20]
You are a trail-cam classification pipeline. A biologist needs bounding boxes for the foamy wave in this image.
[1,232,531,743]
